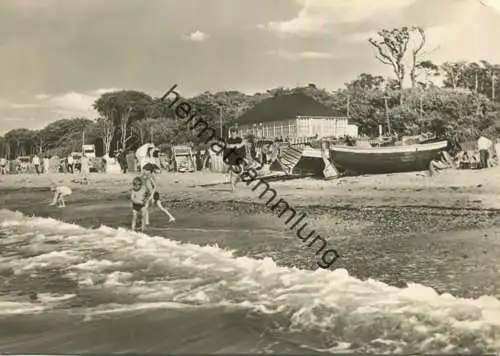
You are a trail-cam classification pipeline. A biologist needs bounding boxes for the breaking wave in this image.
[1,209,500,353]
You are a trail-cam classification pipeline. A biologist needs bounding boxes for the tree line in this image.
[2,26,500,159]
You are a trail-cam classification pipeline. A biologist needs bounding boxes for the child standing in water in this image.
[49,186,72,208]
[130,176,148,231]
[142,163,176,225]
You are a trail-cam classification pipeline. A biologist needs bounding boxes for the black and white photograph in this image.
[1,0,500,354]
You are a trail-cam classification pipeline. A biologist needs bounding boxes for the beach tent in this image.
[135,143,160,171]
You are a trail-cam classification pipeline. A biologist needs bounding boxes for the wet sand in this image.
[1,169,500,298]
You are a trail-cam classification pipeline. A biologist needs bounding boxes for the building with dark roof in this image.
[233,93,355,140]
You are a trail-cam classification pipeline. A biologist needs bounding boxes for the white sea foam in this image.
[1,209,500,353]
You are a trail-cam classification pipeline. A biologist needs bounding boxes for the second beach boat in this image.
[326,140,449,175]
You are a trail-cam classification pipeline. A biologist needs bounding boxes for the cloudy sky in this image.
[1,0,500,133]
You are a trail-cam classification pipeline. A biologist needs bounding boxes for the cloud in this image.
[479,0,500,11]
[2,88,119,122]
[47,92,96,115]
[186,30,210,42]
[91,88,121,95]
[1,0,53,9]
[344,31,377,43]
[0,98,42,109]
[34,88,119,117]
[421,2,500,63]
[0,88,121,133]
[266,49,336,61]
[259,0,416,37]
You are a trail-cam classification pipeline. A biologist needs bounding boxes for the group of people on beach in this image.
[428,135,497,176]
[126,127,256,230]
[48,160,176,230]
[46,127,254,231]
[129,126,264,230]
[130,162,176,231]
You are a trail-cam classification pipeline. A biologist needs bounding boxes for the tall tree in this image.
[93,90,152,151]
[345,73,385,91]
[368,27,411,90]
[94,117,115,156]
[38,118,95,153]
[441,61,467,89]
[0,136,7,158]
[4,128,38,158]
[415,60,440,88]
[408,27,426,88]
[369,26,428,95]
[132,118,160,145]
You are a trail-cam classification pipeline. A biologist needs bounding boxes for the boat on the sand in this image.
[327,140,449,175]
[269,142,338,178]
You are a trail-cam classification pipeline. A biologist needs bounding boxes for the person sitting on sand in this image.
[130,176,148,231]
[458,151,470,169]
[470,152,480,169]
[49,186,72,208]
[141,163,176,226]
[488,153,497,168]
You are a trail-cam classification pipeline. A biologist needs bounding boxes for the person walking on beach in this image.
[80,154,90,184]
[32,154,41,174]
[117,149,128,174]
[224,127,246,191]
[49,186,72,208]
[130,176,148,231]
[141,163,176,226]
[0,157,7,175]
[67,154,74,174]
[477,135,492,169]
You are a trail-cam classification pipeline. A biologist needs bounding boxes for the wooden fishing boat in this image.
[269,142,338,178]
[328,140,449,175]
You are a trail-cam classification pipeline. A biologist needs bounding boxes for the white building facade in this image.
[237,116,354,140]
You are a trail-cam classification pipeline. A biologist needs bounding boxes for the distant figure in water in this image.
[130,176,148,231]
[49,186,72,208]
[141,163,176,226]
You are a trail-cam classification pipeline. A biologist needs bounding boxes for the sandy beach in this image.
[1,169,500,353]
[2,169,500,290]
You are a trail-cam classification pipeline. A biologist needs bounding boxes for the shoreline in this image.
[2,169,500,298]
[2,167,500,210]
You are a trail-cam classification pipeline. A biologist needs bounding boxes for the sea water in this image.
[0,209,500,354]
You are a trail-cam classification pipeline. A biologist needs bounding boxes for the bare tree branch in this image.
[375,55,393,66]
[120,105,134,150]
[410,27,426,88]
[368,27,412,93]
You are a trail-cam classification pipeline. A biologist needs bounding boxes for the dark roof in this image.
[235,93,339,125]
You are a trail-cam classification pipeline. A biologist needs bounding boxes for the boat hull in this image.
[269,145,327,176]
[328,141,449,175]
